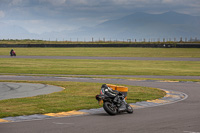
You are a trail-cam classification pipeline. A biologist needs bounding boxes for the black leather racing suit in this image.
[100,84,121,104]
[100,84,127,110]
[101,84,118,98]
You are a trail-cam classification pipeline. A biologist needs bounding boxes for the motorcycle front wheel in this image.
[126,104,133,113]
[103,102,117,115]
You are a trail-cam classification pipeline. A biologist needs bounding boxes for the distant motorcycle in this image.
[10,49,16,56]
[96,84,133,115]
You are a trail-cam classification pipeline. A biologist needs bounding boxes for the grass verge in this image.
[0,47,200,58]
[0,58,199,76]
[0,80,166,118]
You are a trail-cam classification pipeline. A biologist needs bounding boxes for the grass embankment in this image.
[1,39,200,45]
[0,48,200,58]
[0,81,165,118]
[0,58,199,76]
[0,39,178,45]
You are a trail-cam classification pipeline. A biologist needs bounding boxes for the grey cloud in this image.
[2,0,200,15]
[0,0,200,34]
[0,10,5,18]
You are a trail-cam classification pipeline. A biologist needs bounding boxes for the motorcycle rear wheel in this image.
[103,102,117,115]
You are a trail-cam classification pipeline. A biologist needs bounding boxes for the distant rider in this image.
[10,49,16,56]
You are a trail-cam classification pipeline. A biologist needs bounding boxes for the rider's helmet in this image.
[100,84,108,95]
[101,84,108,89]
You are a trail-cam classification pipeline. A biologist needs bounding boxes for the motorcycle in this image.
[10,50,16,56]
[96,86,133,115]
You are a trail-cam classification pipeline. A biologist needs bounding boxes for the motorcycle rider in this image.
[10,49,16,56]
[100,84,126,110]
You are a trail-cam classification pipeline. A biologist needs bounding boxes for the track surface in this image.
[0,76,200,133]
[0,82,63,100]
[0,56,200,133]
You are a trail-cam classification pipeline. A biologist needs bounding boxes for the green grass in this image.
[0,48,200,57]
[0,81,166,118]
[0,58,199,76]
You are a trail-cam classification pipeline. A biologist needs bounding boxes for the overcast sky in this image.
[0,0,200,34]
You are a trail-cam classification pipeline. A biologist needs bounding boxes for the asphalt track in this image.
[0,82,64,100]
[1,55,200,61]
[0,56,200,133]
